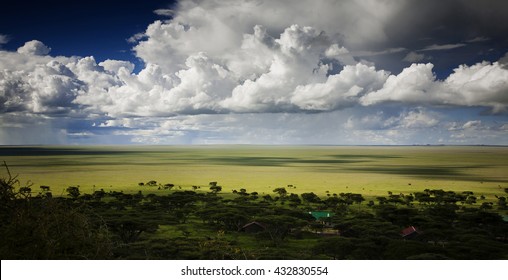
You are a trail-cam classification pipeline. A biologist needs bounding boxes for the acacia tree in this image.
[465,195,477,205]
[107,217,157,243]
[210,185,222,194]
[301,192,321,204]
[273,187,287,198]
[208,181,219,193]
[18,186,32,199]
[66,186,80,199]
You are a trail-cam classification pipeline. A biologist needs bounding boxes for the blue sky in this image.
[1,0,508,145]
[0,1,176,69]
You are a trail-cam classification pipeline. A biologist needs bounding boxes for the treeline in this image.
[1,168,507,259]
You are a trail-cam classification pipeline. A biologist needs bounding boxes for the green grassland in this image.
[1,145,507,198]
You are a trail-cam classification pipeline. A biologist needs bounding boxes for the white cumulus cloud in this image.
[291,63,388,111]
[17,40,51,56]
[443,61,508,113]
[361,60,508,113]
[360,63,439,105]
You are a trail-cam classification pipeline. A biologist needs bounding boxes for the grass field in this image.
[1,145,507,198]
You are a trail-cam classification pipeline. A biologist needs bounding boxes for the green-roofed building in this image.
[309,211,333,220]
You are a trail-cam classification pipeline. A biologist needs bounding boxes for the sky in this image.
[1,0,508,145]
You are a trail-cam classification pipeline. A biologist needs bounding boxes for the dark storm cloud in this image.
[365,0,508,75]
[383,0,508,49]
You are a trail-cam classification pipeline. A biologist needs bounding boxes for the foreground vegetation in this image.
[1,163,507,260]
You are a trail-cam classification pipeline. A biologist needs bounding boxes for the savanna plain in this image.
[2,145,507,196]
